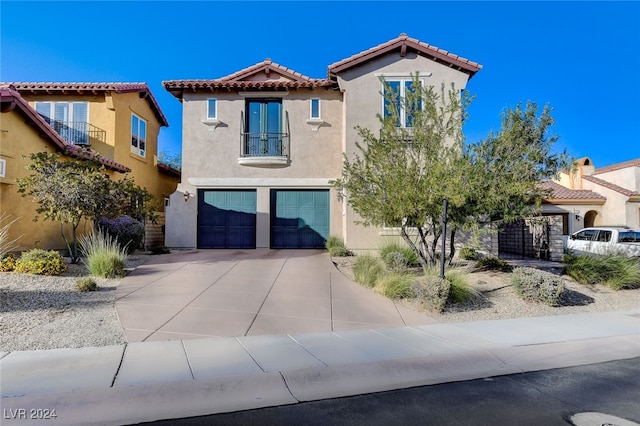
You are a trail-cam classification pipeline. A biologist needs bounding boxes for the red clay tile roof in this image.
[163,59,333,99]
[0,87,130,173]
[328,33,482,79]
[592,158,640,175]
[157,162,181,178]
[539,180,605,202]
[582,175,640,198]
[4,82,169,127]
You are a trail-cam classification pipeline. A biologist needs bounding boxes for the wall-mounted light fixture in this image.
[184,191,190,202]
[574,209,580,220]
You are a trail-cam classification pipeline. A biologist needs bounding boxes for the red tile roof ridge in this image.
[327,33,482,77]
[539,180,606,200]
[3,82,169,127]
[592,158,640,175]
[0,88,130,173]
[216,59,321,83]
[582,175,640,197]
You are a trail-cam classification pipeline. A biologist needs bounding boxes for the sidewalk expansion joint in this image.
[279,371,300,402]
[181,340,195,380]
[110,343,128,388]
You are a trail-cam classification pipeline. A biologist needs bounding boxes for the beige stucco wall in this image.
[335,52,472,251]
[166,87,344,248]
[593,167,639,192]
[0,110,119,252]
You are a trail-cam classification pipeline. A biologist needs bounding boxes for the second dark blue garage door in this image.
[271,190,329,249]
[198,190,256,249]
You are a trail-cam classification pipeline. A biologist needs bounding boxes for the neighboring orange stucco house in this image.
[0,83,180,251]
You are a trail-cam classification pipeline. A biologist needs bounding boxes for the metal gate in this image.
[498,217,551,260]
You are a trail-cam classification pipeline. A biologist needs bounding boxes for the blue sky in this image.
[2,1,639,168]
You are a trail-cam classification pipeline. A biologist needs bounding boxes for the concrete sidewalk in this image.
[115,249,436,342]
[2,310,639,425]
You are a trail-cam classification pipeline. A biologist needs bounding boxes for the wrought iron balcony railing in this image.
[46,120,106,146]
[240,132,289,158]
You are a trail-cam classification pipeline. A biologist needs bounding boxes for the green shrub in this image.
[379,241,418,267]
[511,267,565,306]
[79,230,127,278]
[0,253,17,272]
[475,255,513,272]
[150,245,171,255]
[411,275,450,312]
[352,254,385,288]
[564,253,640,290]
[383,251,410,273]
[98,215,145,254]
[325,236,353,257]
[445,269,482,304]
[76,277,98,292]
[15,249,67,275]
[459,247,479,261]
[376,273,415,299]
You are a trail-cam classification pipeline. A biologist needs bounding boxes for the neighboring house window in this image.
[34,101,90,145]
[207,98,217,120]
[382,79,423,128]
[244,99,283,156]
[131,114,147,157]
[310,98,321,120]
[0,158,5,178]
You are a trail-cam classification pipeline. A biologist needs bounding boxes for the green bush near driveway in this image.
[15,249,67,275]
[352,254,385,288]
[325,235,353,257]
[564,253,640,290]
[511,267,565,306]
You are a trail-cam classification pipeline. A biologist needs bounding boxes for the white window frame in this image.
[131,113,147,157]
[0,158,6,178]
[207,98,217,120]
[379,75,427,128]
[310,98,321,120]
[34,101,89,123]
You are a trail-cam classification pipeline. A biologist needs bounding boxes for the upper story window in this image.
[35,101,91,145]
[207,98,217,120]
[131,114,147,157]
[382,79,423,128]
[244,98,283,156]
[310,98,321,120]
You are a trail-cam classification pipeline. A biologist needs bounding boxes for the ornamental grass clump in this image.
[15,249,67,275]
[79,230,127,278]
[474,255,513,272]
[375,272,415,299]
[352,254,385,288]
[76,277,98,292]
[411,275,450,313]
[564,253,640,290]
[325,235,353,257]
[511,267,565,306]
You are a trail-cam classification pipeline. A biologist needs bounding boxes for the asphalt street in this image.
[143,357,640,426]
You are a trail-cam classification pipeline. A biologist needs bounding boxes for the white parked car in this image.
[565,227,640,257]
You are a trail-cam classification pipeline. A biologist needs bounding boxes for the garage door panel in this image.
[271,190,329,249]
[198,190,256,249]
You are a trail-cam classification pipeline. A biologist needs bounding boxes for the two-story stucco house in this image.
[163,34,481,250]
[1,82,180,250]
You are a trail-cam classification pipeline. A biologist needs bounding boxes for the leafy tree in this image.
[17,152,157,262]
[333,77,470,270]
[333,75,571,270]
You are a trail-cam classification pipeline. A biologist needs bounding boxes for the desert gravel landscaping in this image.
[1,253,639,353]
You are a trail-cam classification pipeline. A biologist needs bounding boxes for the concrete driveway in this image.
[115,249,437,342]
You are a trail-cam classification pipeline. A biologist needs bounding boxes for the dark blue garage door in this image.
[271,190,329,249]
[198,190,256,249]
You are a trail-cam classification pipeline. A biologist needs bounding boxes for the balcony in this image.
[238,132,289,167]
[47,120,106,146]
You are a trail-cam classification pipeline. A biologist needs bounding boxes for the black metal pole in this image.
[440,198,448,280]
